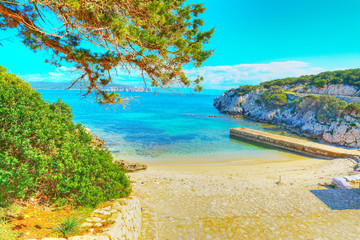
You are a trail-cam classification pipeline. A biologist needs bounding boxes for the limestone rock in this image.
[117,160,147,172]
[86,217,102,222]
[84,128,105,148]
[93,209,111,215]
[42,238,66,240]
[68,236,109,240]
[91,135,105,148]
[94,222,102,227]
[214,88,360,148]
[300,84,357,96]
[81,222,93,228]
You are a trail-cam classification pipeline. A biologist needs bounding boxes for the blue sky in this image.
[1,0,360,89]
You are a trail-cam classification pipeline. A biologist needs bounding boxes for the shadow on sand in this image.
[310,188,360,210]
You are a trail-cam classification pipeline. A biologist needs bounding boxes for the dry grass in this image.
[0,201,95,239]
[0,208,18,240]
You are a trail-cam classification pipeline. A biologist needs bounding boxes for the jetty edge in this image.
[230,127,360,159]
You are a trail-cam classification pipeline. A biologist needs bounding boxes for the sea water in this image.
[38,90,307,163]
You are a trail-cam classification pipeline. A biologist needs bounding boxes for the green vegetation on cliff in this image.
[0,66,130,207]
[260,68,360,89]
[226,68,360,116]
[293,95,348,123]
[261,86,288,108]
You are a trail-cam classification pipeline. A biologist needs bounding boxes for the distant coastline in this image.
[29,81,152,93]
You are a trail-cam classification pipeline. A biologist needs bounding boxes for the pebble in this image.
[81,222,93,228]
[85,217,102,222]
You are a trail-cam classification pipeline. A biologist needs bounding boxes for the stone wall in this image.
[230,127,360,159]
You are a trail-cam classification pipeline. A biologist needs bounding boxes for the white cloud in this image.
[49,72,64,77]
[20,73,42,82]
[186,61,325,89]
[21,67,76,83]
[19,61,326,90]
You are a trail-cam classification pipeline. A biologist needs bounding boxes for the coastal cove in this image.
[34,89,360,239]
[38,90,318,164]
[3,80,360,240]
[3,1,360,239]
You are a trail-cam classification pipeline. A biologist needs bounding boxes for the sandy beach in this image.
[129,156,360,239]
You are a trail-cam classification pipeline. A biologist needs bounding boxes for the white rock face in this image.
[299,84,357,96]
[214,89,360,148]
[323,121,360,147]
[214,92,243,114]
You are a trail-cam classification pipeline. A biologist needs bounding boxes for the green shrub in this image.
[235,85,260,96]
[225,85,260,97]
[297,95,320,113]
[258,68,360,90]
[54,216,79,237]
[261,86,287,108]
[0,67,130,207]
[296,95,347,123]
[312,79,327,88]
[315,96,346,123]
[343,102,360,116]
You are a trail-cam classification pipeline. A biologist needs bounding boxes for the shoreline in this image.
[113,147,319,165]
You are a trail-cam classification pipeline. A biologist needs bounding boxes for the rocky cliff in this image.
[296,84,359,96]
[214,87,360,148]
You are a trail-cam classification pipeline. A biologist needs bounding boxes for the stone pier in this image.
[230,127,360,159]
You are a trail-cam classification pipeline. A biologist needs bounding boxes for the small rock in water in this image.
[117,160,147,172]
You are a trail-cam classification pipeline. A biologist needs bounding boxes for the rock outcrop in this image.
[117,160,148,172]
[214,89,360,148]
[297,84,359,96]
[85,128,106,148]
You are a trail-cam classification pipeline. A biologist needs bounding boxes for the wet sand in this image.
[129,156,360,239]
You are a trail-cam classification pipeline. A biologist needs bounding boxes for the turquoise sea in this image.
[39,90,306,163]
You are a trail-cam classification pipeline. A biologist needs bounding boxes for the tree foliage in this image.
[0,0,214,104]
[0,66,130,206]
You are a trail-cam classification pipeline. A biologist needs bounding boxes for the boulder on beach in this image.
[118,160,148,172]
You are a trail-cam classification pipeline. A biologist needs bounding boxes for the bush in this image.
[235,85,260,96]
[261,86,287,108]
[54,216,79,237]
[315,96,346,123]
[297,95,320,113]
[312,79,327,88]
[225,85,260,97]
[343,102,360,117]
[0,66,130,207]
[259,68,360,90]
[296,95,347,123]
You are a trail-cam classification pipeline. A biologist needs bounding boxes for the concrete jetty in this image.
[230,127,360,159]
